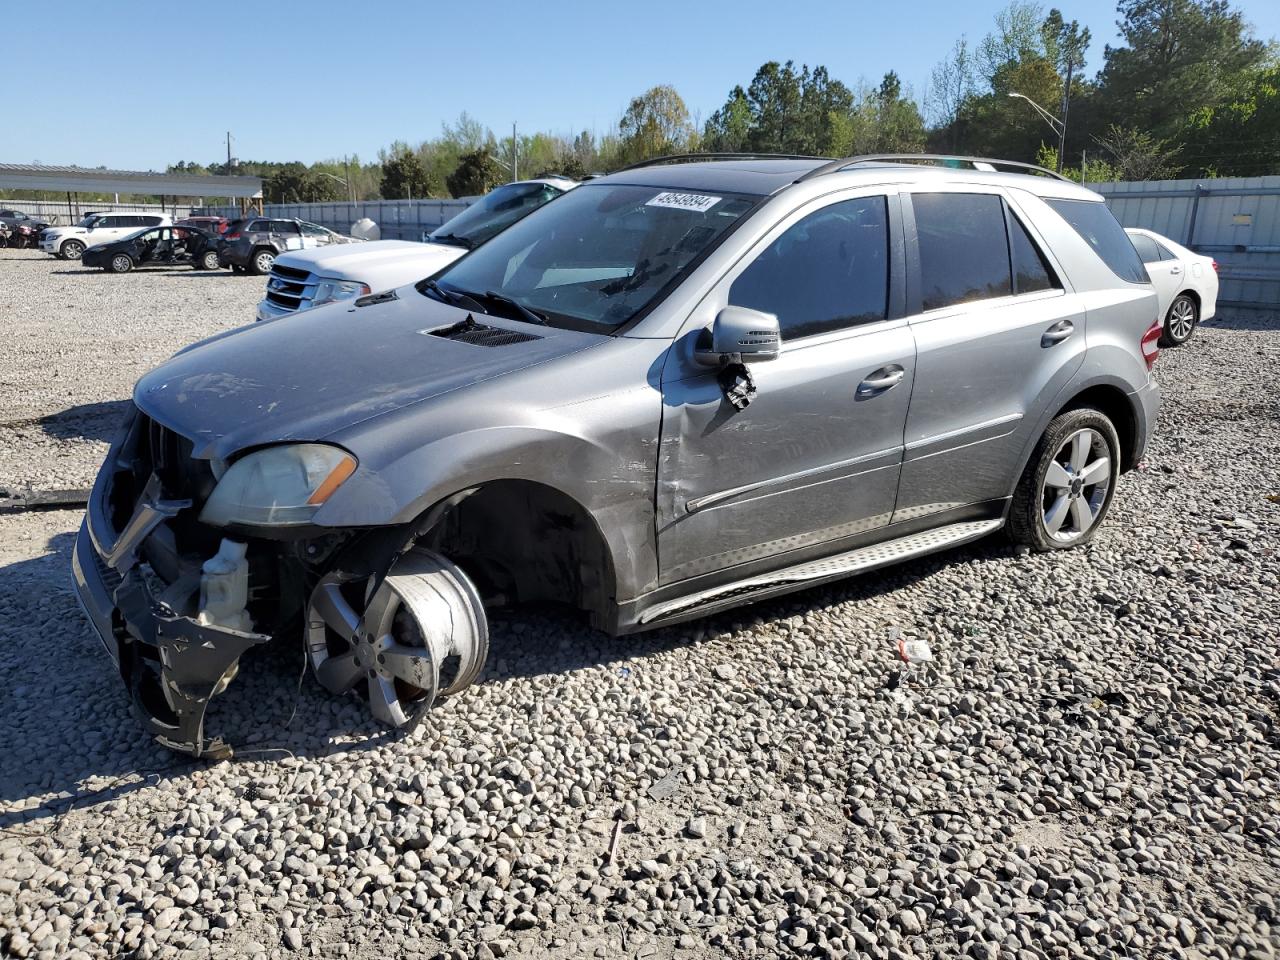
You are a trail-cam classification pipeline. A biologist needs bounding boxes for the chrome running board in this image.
[639,518,1003,624]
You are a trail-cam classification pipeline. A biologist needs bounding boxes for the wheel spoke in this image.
[381,642,438,689]
[1069,431,1091,471]
[368,675,409,727]
[1044,493,1071,534]
[1045,461,1072,489]
[360,584,400,638]
[312,582,360,643]
[1070,495,1095,533]
[315,651,363,693]
[1079,456,1110,487]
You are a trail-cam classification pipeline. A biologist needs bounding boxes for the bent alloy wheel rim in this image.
[1169,298,1195,341]
[307,548,488,728]
[1041,428,1111,543]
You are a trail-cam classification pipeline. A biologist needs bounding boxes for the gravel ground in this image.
[0,248,260,493]
[1,249,1278,960]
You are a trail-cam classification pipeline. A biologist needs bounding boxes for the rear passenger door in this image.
[894,188,1084,521]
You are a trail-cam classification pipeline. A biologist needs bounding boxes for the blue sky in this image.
[10,0,1280,170]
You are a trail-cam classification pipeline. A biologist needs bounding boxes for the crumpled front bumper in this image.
[71,464,270,759]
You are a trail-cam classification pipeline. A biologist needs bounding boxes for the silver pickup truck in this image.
[255,177,577,321]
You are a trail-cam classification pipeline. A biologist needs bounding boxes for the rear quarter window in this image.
[1047,198,1149,283]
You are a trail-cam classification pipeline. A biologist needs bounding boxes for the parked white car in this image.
[1126,228,1218,346]
[41,212,171,260]
[255,177,577,321]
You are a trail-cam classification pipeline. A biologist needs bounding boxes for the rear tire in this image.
[198,250,220,270]
[1009,408,1120,552]
[1160,294,1198,347]
[250,248,275,276]
[60,239,86,260]
[108,253,134,273]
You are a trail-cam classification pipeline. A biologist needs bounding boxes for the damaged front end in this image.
[72,407,489,758]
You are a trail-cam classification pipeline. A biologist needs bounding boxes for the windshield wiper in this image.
[422,279,485,312]
[429,232,474,250]
[481,290,548,326]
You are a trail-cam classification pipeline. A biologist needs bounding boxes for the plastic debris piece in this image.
[647,770,683,801]
[898,637,934,664]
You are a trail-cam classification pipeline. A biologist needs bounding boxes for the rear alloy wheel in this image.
[109,253,134,273]
[307,548,489,728]
[1161,294,1198,347]
[1009,408,1120,551]
[251,249,276,275]
[61,239,86,260]
[198,250,220,270]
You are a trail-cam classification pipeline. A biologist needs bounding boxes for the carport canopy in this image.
[0,163,262,200]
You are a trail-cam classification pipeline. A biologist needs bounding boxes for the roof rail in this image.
[614,152,830,173]
[797,154,1074,183]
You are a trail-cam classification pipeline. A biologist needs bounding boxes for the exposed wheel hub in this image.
[306,548,489,728]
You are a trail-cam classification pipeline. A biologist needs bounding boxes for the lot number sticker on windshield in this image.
[646,192,721,213]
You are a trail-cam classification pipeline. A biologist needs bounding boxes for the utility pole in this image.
[225,131,234,171]
[344,155,353,202]
[512,122,518,182]
[1081,150,1087,188]
[1056,57,1073,174]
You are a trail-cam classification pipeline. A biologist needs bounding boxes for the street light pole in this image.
[1007,92,1066,172]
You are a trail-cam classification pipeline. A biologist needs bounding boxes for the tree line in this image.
[8,0,1273,205]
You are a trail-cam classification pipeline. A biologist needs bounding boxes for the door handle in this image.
[1041,319,1074,347]
[857,365,905,398]
[1169,266,1182,275]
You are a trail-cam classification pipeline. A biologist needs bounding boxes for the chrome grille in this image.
[264,265,319,313]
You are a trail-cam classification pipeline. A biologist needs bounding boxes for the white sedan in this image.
[1126,228,1219,346]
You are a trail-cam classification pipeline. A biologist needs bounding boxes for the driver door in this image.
[656,191,914,585]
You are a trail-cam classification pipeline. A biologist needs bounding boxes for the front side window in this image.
[430,183,760,332]
[912,193,1013,311]
[1046,198,1149,283]
[271,220,300,234]
[729,196,889,339]
[429,182,563,249]
[300,222,329,237]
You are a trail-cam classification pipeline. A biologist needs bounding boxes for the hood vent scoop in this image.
[426,315,541,347]
[355,290,398,307]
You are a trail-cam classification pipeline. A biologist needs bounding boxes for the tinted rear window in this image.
[1008,212,1059,294]
[913,193,1012,311]
[1047,198,1148,283]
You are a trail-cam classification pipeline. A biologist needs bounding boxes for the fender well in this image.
[1057,384,1139,471]
[413,480,616,631]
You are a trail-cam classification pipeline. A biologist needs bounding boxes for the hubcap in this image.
[307,549,488,728]
[257,253,274,272]
[1041,428,1111,542]
[1169,299,1195,340]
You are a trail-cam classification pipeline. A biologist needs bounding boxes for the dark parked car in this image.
[178,215,230,235]
[0,208,51,232]
[218,217,358,275]
[82,225,222,273]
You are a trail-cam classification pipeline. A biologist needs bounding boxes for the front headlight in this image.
[312,278,370,307]
[200,444,357,527]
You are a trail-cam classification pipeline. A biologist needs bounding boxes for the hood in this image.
[272,239,460,277]
[134,289,605,460]
[45,226,85,237]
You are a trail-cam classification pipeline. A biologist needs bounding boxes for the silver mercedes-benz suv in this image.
[73,154,1163,756]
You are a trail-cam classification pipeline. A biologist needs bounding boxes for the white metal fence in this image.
[206,199,473,241]
[0,198,226,226]
[1094,175,1280,313]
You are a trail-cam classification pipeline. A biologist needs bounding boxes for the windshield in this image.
[79,215,103,228]
[428,182,565,249]
[426,183,759,332]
